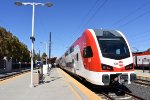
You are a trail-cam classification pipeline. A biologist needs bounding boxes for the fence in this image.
[0,58,31,73]
[0,59,6,69]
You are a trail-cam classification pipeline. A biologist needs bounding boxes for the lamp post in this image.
[15,1,53,88]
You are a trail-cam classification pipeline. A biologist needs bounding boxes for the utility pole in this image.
[49,32,51,60]
[38,49,40,60]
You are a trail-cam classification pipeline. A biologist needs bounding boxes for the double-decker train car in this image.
[57,29,136,86]
[133,51,150,69]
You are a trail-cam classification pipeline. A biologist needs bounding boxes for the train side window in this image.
[65,51,68,56]
[70,46,74,53]
[83,46,93,58]
[76,53,79,61]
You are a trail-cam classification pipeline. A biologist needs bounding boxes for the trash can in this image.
[33,70,40,85]
[43,64,48,75]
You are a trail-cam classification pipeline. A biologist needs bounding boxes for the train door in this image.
[83,46,93,70]
[71,59,76,73]
[73,45,81,74]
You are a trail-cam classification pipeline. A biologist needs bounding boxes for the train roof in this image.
[61,29,125,57]
[93,29,122,37]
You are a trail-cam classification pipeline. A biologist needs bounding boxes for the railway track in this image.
[134,79,150,86]
[61,68,146,100]
[0,69,30,81]
[97,91,144,100]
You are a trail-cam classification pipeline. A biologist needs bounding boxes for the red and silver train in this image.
[57,29,136,86]
[133,51,150,69]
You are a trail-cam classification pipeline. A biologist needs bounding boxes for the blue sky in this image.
[1,0,150,57]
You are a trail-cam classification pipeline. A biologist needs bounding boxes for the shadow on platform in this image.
[39,76,62,85]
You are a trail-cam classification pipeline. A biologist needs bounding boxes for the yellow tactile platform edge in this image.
[57,68,102,100]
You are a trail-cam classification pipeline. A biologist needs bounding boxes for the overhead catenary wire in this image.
[63,0,108,51]
[62,1,150,54]
[71,0,102,44]
[110,1,150,51]
[131,33,150,44]
[79,0,108,34]
[131,39,150,51]
[77,0,100,33]
[117,9,150,29]
[130,29,150,40]
[110,0,150,28]
[128,29,150,52]
[70,0,108,46]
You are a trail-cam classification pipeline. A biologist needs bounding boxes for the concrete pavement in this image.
[0,68,101,100]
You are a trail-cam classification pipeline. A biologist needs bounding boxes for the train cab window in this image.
[97,36,130,60]
[83,46,93,58]
[116,49,120,54]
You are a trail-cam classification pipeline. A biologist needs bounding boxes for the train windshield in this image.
[97,36,130,60]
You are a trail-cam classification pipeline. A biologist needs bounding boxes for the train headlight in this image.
[125,63,133,70]
[102,74,110,85]
[130,73,136,82]
[102,64,113,70]
[119,74,128,83]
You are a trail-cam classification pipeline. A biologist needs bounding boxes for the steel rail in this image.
[125,91,145,100]
[134,79,150,86]
[0,70,30,81]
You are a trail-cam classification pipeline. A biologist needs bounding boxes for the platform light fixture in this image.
[15,1,53,88]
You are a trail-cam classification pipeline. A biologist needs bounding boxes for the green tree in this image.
[34,53,40,61]
[41,52,47,60]
[0,26,30,62]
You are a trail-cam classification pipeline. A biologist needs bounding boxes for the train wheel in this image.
[115,89,125,96]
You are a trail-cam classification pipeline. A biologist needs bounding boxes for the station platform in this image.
[135,69,150,81]
[0,68,101,100]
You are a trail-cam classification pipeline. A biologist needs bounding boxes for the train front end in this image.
[88,29,136,86]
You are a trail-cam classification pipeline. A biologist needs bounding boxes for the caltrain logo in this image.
[118,61,123,67]
[114,61,124,67]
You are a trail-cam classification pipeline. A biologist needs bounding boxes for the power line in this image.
[79,0,108,33]
[117,9,150,28]
[131,34,150,44]
[77,0,102,33]
[68,0,108,46]
[64,0,107,49]
[110,0,150,28]
[130,29,150,40]
[128,29,150,51]
[78,0,100,33]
